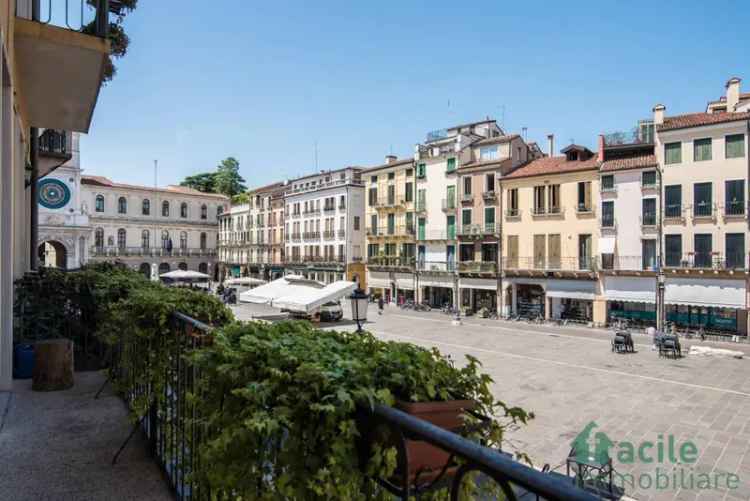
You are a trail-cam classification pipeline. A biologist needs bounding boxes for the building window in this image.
[117,228,126,249]
[641,171,657,188]
[446,158,457,172]
[406,168,413,176]
[200,232,207,250]
[642,240,656,271]
[353,216,360,231]
[694,234,712,268]
[417,163,426,178]
[725,180,745,216]
[405,182,413,202]
[485,173,495,192]
[507,188,519,216]
[642,198,656,226]
[388,172,395,180]
[370,214,377,234]
[180,231,188,250]
[548,184,560,213]
[665,235,682,267]
[162,201,170,217]
[180,202,188,218]
[579,234,592,270]
[726,134,745,159]
[664,142,682,164]
[141,230,150,248]
[387,185,395,205]
[601,175,614,191]
[693,138,712,162]
[95,228,104,248]
[368,187,377,206]
[339,195,345,209]
[665,185,681,217]
[533,186,546,214]
[201,204,207,219]
[693,182,712,217]
[117,197,127,214]
[217,205,223,216]
[484,207,495,232]
[602,201,614,228]
[726,234,745,269]
[161,230,170,249]
[463,176,471,195]
[142,199,150,215]
[577,182,592,211]
[462,209,471,226]
[95,195,104,212]
[479,146,498,161]
[387,213,395,235]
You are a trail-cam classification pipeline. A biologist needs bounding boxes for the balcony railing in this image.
[19,0,110,35]
[417,260,456,272]
[303,208,322,216]
[416,229,455,241]
[415,201,427,212]
[458,223,500,237]
[38,129,68,156]
[303,231,320,240]
[665,253,748,270]
[367,256,415,268]
[291,232,301,242]
[575,204,594,215]
[505,208,521,218]
[482,190,497,200]
[441,199,456,211]
[640,214,657,227]
[502,256,597,272]
[692,202,715,218]
[337,229,346,237]
[323,230,335,240]
[600,217,616,229]
[664,204,683,219]
[602,125,654,146]
[724,201,746,217]
[90,246,217,258]
[375,196,405,208]
[323,205,336,213]
[460,193,474,203]
[367,226,416,238]
[458,261,497,273]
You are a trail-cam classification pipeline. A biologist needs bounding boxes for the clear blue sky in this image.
[81,0,750,189]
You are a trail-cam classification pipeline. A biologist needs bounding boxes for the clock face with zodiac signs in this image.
[38,178,71,209]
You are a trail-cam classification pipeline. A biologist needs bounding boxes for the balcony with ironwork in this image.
[531,206,562,218]
[302,231,320,240]
[664,253,748,272]
[323,230,335,240]
[417,260,456,273]
[367,225,415,239]
[457,261,497,274]
[602,124,654,148]
[90,246,217,258]
[664,204,685,223]
[416,229,455,241]
[460,192,474,205]
[502,256,597,275]
[505,208,521,220]
[291,232,301,242]
[415,200,427,213]
[691,202,716,221]
[375,195,406,210]
[482,190,497,201]
[15,0,112,132]
[367,255,415,271]
[723,200,747,219]
[575,204,595,217]
[640,213,657,231]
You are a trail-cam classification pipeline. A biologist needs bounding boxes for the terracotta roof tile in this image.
[600,154,657,173]
[658,111,750,131]
[473,134,519,146]
[81,175,229,199]
[459,157,512,171]
[502,155,599,180]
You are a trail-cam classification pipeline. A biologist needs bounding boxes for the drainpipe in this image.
[656,159,665,332]
[498,175,503,317]
[29,128,38,270]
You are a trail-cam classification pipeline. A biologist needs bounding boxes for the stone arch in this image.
[38,240,68,269]
[139,263,151,278]
[178,262,188,271]
[158,262,170,274]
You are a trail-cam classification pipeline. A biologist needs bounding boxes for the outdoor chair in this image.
[657,335,682,359]
[611,331,634,353]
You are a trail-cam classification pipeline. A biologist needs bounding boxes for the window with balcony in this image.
[142,199,150,215]
[141,230,149,249]
[447,215,456,240]
[665,234,682,267]
[726,134,745,159]
[484,173,495,194]
[642,240,656,270]
[463,176,472,195]
[416,189,426,211]
[693,138,712,162]
[387,185,395,205]
[533,186,546,214]
[118,197,127,214]
[370,214,377,234]
[417,217,426,240]
[200,232,207,250]
[641,170,657,188]
[446,185,456,209]
[602,201,614,228]
[447,158,456,172]
[507,188,519,216]
[117,229,127,249]
[694,234,712,268]
[601,175,614,191]
[725,180,745,216]
[405,212,414,234]
[462,209,471,227]
[548,234,561,269]
[479,146,498,161]
[484,207,495,232]
[548,184,560,213]
[95,195,104,212]
[404,182,413,202]
[693,182,712,217]
[387,214,395,235]
[664,142,682,164]
[726,233,745,269]
[533,234,546,269]
[665,185,682,218]
[459,243,474,262]
[642,198,657,226]
[578,234,592,270]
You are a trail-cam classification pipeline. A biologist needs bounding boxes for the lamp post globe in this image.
[349,288,369,332]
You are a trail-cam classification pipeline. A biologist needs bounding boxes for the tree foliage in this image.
[214,157,247,197]
[84,0,138,83]
[180,172,217,193]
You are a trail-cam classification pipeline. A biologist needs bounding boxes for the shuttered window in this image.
[726,134,745,159]
[664,142,682,164]
[693,138,712,162]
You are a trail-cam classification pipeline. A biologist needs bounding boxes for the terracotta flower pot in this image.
[395,399,475,483]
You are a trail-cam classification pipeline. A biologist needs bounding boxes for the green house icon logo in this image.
[571,421,615,465]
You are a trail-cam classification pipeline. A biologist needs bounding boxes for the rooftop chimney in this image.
[597,134,605,163]
[385,155,397,164]
[653,104,665,125]
[726,77,741,111]
[547,134,555,157]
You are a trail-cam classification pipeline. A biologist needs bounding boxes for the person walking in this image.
[378,295,384,315]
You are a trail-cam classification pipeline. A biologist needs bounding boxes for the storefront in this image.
[603,276,656,327]
[546,279,596,322]
[394,273,415,304]
[419,273,455,308]
[665,277,747,335]
[459,278,498,312]
[516,283,545,318]
[367,271,390,300]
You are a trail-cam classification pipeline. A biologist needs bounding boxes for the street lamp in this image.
[657,272,666,332]
[349,288,369,332]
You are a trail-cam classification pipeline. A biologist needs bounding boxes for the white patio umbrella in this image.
[159,270,211,281]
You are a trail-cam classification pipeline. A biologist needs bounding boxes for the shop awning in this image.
[603,276,655,303]
[545,279,596,300]
[665,278,746,309]
[395,273,415,290]
[599,237,615,254]
[367,271,390,289]
[273,281,358,313]
[459,278,498,291]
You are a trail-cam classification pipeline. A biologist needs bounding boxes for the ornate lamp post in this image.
[349,288,369,333]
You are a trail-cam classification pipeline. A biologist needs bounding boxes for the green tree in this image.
[180,172,218,193]
[214,157,247,197]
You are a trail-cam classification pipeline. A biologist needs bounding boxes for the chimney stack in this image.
[385,155,397,164]
[726,77,741,111]
[547,134,555,157]
[597,134,605,163]
[653,104,665,125]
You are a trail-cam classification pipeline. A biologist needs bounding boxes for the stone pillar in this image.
[511,283,517,316]
[593,297,607,328]
[545,296,551,320]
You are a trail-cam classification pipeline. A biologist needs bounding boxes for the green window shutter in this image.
[446,216,456,239]
[665,142,682,164]
[417,189,426,211]
[417,163,426,178]
[446,158,456,172]
[446,185,455,208]
[462,209,471,225]
[484,207,495,224]
[726,134,746,159]
[693,138,712,161]
[417,218,425,240]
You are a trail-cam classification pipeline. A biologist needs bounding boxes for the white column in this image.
[511,283,517,316]
[0,71,14,390]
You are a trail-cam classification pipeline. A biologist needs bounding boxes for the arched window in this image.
[117,228,126,249]
[141,230,150,248]
[201,204,207,219]
[139,263,151,278]
[158,263,170,274]
[180,231,188,250]
[217,205,223,216]
[118,197,127,214]
[178,262,188,271]
[180,202,188,218]
[198,262,208,274]
[95,228,104,248]
[95,195,105,212]
[161,230,170,249]
[107,235,114,246]
[142,199,150,215]
[200,232,207,250]
[162,201,170,217]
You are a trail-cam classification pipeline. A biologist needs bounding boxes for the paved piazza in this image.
[232,302,750,501]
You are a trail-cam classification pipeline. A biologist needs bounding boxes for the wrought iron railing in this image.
[39,129,68,156]
[502,256,597,272]
[90,246,217,257]
[17,0,110,37]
